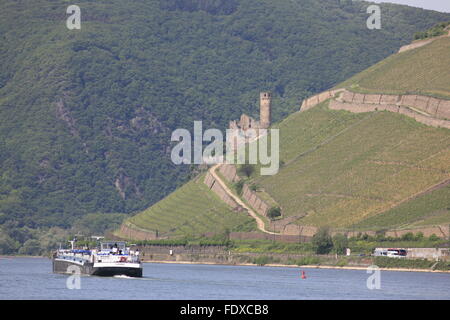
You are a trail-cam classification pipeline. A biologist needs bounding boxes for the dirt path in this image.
[209,164,277,235]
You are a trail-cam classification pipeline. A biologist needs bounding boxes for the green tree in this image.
[332,233,348,255]
[312,227,333,254]
[0,233,18,255]
[18,239,41,256]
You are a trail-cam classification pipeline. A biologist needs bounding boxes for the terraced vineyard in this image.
[338,37,450,98]
[119,28,450,238]
[354,184,450,229]
[123,174,256,238]
[253,103,450,229]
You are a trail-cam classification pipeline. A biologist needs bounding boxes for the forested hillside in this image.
[1,0,450,253]
[122,25,450,241]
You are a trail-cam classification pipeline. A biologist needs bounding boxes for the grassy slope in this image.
[120,19,450,237]
[122,173,256,238]
[255,103,450,229]
[354,184,450,229]
[337,37,450,98]
[127,101,450,235]
[127,38,450,235]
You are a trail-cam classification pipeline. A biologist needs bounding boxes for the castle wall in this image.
[230,92,271,131]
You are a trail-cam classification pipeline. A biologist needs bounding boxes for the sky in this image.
[369,0,450,13]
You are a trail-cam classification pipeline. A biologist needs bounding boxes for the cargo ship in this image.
[52,240,143,277]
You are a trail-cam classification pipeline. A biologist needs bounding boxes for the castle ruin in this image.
[229,92,272,131]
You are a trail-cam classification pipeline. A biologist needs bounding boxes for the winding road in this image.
[209,163,278,235]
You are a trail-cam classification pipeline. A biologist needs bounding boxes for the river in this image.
[0,257,449,300]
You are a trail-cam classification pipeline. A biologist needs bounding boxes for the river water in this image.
[0,257,449,300]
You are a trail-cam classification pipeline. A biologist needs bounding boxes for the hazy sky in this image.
[369,0,450,13]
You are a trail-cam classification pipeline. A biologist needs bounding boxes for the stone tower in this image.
[260,92,271,129]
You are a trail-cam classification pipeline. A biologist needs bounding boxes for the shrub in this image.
[267,207,282,220]
[253,256,272,266]
[429,234,440,241]
[415,232,424,241]
[336,258,348,267]
[234,180,244,196]
[374,257,433,269]
[401,232,415,241]
[413,21,450,40]
[238,164,254,178]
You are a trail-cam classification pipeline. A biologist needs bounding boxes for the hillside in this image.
[117,173,256,239]
[338,37,450,98]
[120,23,450,240]
[258,103,450,230]
[2,0,450,253]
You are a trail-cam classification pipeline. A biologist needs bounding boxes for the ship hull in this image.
[92,266,142,277]
[52,258,94,275]
[52,259,142,278]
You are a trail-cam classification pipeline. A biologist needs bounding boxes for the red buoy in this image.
[301,270,307,279]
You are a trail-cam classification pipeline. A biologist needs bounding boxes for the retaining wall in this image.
[218,163,240,183]
[329,100,450,129]
[300,89,345,112]
[385,225,449,239]
[204,171,244,211]
[301,88,450,129]
[338,90,450,121]
[241,184,270,217]
[229,232,310,243]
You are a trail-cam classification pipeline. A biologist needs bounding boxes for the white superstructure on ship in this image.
[52,241,143,277]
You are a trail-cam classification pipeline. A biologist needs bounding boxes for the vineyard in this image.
[121,174,256,238]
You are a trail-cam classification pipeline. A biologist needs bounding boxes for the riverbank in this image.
[2,255,449,274]
[0,255,45,259]
[143,259,450,274]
